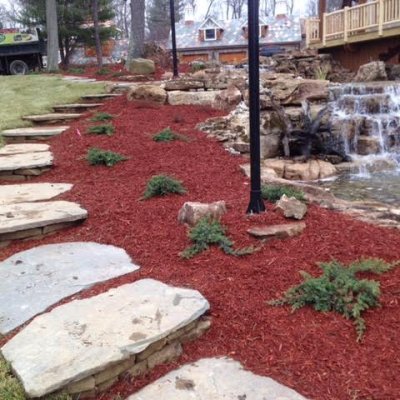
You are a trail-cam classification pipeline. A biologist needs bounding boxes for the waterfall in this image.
[330,82,400,175]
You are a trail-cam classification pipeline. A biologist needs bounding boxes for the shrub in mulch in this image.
[268,258,399,341]
[86,148,126,167]
[262,185,305,203]
[90,112,114,122]
[181,217,256,259]
[87,124,115,136]
[152,127,189,143]
[142,175,186,199]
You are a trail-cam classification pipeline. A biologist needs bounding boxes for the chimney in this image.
[275,0,288,18]
[184,5,195,25]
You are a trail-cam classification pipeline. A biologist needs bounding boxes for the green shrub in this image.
[143,175,186,199]
[90,112,113,122]
[261,185,305,203]
[153,127,187,142]
[268,259,399,341]
[68,67,84,74]
[86,148,126,167]
[181,217,256,259]
[87,124,115,136]
[96,67,111,76]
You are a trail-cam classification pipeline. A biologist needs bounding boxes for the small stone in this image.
[178,201,227,226]
[276,194,308,220]
[147,342,183,370]
[248,222,306,239]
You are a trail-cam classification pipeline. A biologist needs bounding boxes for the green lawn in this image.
[0,75,105,131]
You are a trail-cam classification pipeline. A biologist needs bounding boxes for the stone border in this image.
[0,220,82,248]
[55,316,211,399]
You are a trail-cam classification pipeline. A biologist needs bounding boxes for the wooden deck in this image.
[306,0,400,49]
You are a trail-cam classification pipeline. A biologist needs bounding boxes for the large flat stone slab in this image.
[167,90,221,106]
[0,242,140,335]
[0,144,49,155]
[1,126,69,137]
[22,113,82,123]
[0,183,72,205]
[0,200,87,235]
[0,151,53,171]
[127,357,308,400]
[248,222,306,239]
[1,279,209,397]
[53,103,103,112]
[81,93,122,100]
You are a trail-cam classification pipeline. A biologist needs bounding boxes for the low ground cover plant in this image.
[181,217,256,259]
[268,258,399,341]
[142,175,186,199]
[90,112,113,122]
[96,67,112,75]
[87,124,115,136]
[86,148,126,167]
[261,185,305,203]
[152,127,187,142]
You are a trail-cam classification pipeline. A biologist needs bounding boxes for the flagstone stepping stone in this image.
[53,103,103,113]
[0,143,49,155]
[22,113,82,124]
[248,222,306,239]
[0,151,53,180]
[81,93,122,100]
[0,183,72,205]
[0,200,87,246]
[0,242,140,335]
[0,126,69,142]
[127,357,308,400]
[1,279,210,398]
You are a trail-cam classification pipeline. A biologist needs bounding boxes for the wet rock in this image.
[354,61,388,82]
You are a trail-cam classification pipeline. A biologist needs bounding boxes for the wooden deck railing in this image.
[305,0,400,47]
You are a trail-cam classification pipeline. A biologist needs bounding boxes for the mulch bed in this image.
[1,95,400,400]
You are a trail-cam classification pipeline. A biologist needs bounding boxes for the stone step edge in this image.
[53,316,211,399]
[0,167,51,181]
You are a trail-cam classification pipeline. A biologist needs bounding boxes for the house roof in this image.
[169,16,301,50]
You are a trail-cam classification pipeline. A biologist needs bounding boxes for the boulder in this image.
[248,222,306,239]
[276,194,307,220]
[178,201,227,226]
[167,90,220,106]
[127,85,167,104]
[128,58,155,75]
[354,61,388,82]
[164,80,205,91]
[213,85,242,110]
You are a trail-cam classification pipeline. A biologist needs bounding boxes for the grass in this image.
[0,135,5,148]
[261,185,305,203]
[0,355,71,400]
[90,112,113,122]
[86,148,127,166]
[87,124,115,136]
[0,75,104,131]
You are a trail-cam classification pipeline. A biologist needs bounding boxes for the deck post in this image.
[322,13,327,46]
[344,7,349,42]
[379,0,384,36]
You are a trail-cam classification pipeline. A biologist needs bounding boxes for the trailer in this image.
[0,29,45,75]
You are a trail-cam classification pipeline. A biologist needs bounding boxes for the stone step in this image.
[1,279,210,398]
[62,76,97,83]
[0,151,53,181]
[127,357,307,400]
[22,113,82,124]
[0,242,140,335]
[0,143,49,155]
[0,200,87,246]
[0,183,72,205]
[0,126,69,142]
[53,103,103,113]
[81,93,122,100]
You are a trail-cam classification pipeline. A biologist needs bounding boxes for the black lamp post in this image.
[169,0,179,78]
[246,0,265,214]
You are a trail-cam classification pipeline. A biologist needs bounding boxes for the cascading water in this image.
[330,82,400,176]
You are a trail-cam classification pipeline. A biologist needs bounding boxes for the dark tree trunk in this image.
[92,0,103,67]
[128,0,145,62]
[46,0,59,72]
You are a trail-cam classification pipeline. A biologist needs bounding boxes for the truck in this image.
[0,28,45,75]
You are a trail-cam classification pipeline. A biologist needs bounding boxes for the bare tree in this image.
[128,0,145,61]
[113,0,130,38]
[92,0,103,67]
[261,0,276,17]
[306,0,318,16]
[46,0,59,72]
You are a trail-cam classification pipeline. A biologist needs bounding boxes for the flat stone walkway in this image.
[127,357,308,400]
[53,103,103,112]
[0,151,53,171]
[0,126,69,139]
[1,279,209,398]
[22,113,82,123]
[0,183,72,205]
[0,143,49,155]
[0,242,140,335]
[82,93,122,100]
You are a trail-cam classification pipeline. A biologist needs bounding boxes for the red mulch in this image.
[1,96,400,400]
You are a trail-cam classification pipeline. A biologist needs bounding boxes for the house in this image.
[170,13,302,65]
[305,0,400,70]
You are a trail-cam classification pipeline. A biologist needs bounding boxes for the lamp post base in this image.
[246,191,266,214]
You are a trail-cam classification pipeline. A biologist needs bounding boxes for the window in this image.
[205,28,217,41]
